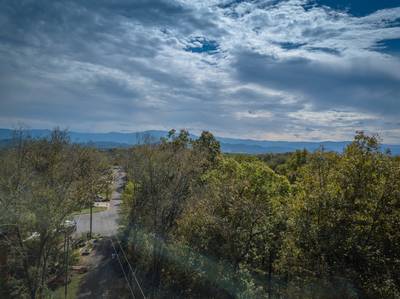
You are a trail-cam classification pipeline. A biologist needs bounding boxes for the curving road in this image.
[74,168,126,237]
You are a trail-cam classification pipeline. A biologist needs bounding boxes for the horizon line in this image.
[1,127,399,146]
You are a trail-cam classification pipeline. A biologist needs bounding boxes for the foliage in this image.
[259,149,309,183]
[277,132,400,298]
[120,130,400,298]
[119,130,215,295]
[176,157,291,297]
[0,129,108,298]
[3,128,399,298]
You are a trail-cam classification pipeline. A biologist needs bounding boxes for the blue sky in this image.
[315,0,400,16]
[0,0,399,142]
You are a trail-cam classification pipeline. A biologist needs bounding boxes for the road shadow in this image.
[77,238,131,299]
[116,185,125,193]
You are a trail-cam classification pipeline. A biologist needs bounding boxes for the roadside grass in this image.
[49,249,85,299]
[49,272,85,299]
[71,206,107,216]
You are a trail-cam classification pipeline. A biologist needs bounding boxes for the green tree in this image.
[192,130,221,165]
[120,131,205,294]
[278,132,400,298]
[0,129,107,298]
[177,157,291,297]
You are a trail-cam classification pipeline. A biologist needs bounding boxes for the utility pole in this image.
[89,204,93,239]
[64,233,69,299]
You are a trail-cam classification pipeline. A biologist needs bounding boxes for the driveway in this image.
[74,168,126,237]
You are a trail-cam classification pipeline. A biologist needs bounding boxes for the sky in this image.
[0,0,399,143]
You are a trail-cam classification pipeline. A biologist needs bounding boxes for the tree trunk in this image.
[152,237,163,289]
[268,250,273,299]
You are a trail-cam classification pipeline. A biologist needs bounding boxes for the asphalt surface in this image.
[75,168,135,298]
[77,238,132,299]
[74,168,126,237]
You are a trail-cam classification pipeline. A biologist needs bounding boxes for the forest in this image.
[117,130,400,298]
[1,129,400,298]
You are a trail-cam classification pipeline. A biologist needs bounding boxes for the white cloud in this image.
[0,0,399,142]
[289,109,378,126]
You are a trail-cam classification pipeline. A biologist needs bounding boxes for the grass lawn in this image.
[49,272,86,299]
[71,206,107,216]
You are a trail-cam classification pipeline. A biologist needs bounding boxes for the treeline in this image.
[0,129,110,298]
[119,130,400,298]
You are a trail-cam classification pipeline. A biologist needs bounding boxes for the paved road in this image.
[74,168,126,237]
[75,168,134,298]
[77,238,132,299]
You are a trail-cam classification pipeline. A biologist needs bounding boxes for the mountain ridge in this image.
[1,128,399,155]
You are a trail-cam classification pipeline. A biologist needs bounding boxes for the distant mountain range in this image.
[1,128,399,155]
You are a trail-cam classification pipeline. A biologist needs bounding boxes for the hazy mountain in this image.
[1,128,399,155]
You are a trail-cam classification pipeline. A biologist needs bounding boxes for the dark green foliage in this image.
[259,149,309,182]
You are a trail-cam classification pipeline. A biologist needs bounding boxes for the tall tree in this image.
[278,132,400,298]
[177,157,291,297]
[121,130,205,292]
[0,129,107,298]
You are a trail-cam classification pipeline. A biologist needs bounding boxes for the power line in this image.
[74,212,82,235]
[64,233,69,299]
[110,238,136,299]
[112,168,146,298]
[83,167,144,299]
[114,236,146,299]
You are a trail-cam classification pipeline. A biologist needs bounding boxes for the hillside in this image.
[1,128,399,154]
